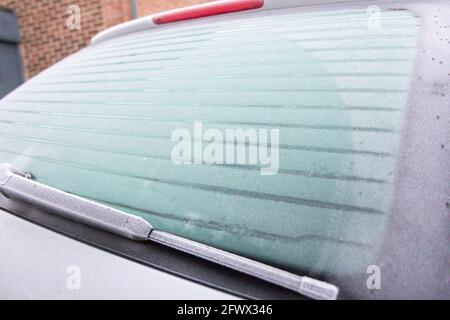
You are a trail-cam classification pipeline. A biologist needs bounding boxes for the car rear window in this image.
[0,7,420,278]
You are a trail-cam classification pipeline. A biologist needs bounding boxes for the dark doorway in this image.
[0,9,23,99]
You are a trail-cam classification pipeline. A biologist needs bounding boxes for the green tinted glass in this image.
[0,8,419,276]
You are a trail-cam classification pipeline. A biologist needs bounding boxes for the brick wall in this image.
[137,0,213,17]
[102,0,131,28]
[0,0,213,79]
[0,0,105,79]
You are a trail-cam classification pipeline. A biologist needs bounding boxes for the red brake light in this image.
[152,0,264,25]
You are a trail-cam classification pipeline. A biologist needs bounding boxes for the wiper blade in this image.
[0,163,339,300]
[148,230,339,300]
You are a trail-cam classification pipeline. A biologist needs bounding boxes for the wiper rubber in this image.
[0,163,339,300]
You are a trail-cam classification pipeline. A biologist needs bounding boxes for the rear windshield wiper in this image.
[0,163,339,300]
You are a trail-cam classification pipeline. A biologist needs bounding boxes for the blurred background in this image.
[0,0,215,98]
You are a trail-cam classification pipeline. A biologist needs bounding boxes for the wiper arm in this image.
[0,163,339,300]
[0,164,151,241]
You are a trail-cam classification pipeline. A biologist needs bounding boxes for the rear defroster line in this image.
[0,163,339,300]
